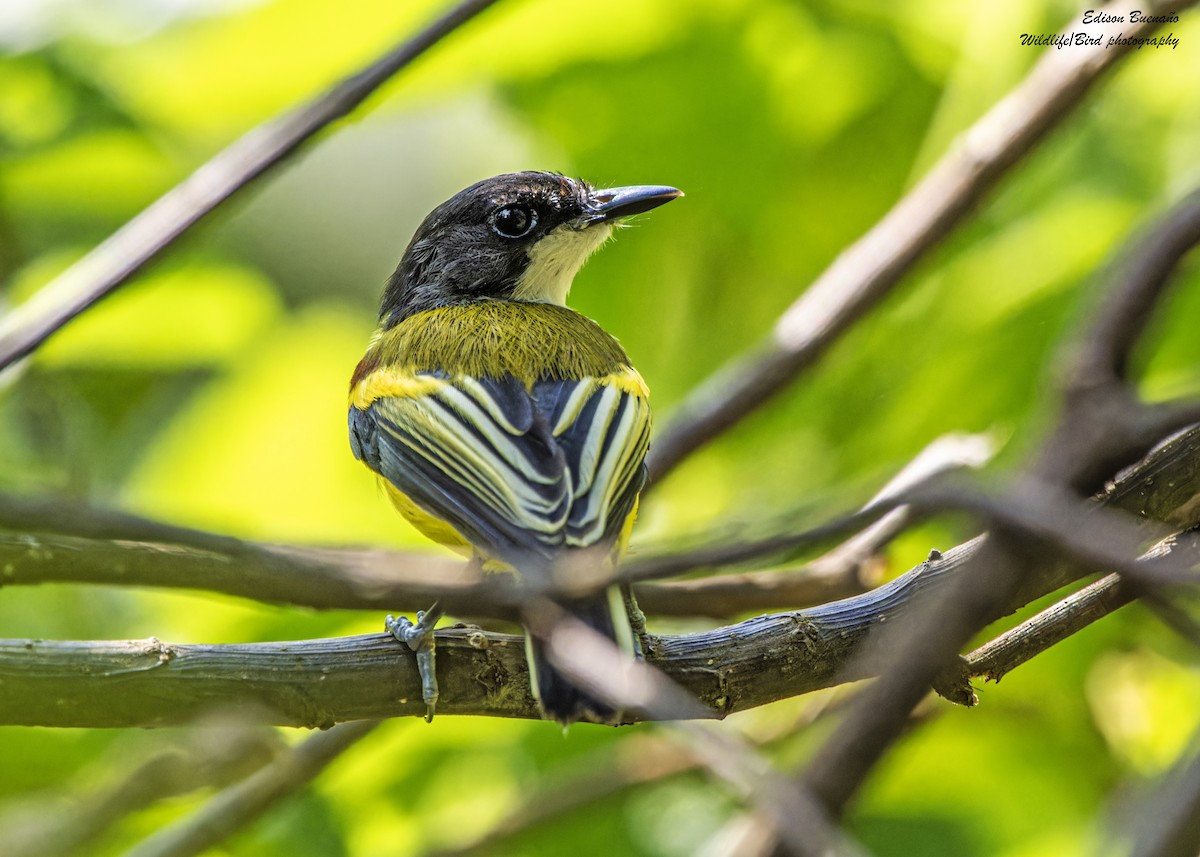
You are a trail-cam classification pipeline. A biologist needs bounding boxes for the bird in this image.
[348,171,681,724]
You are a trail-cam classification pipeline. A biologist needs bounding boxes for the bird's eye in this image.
[490,205,537,238]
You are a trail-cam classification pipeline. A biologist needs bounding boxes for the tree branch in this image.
[0,510,896,620]
[2,415,1193,620]
[966,573,1132,683]
[3,442,1196,729]
[2,404,1199,730]
[0,0,503,372]
[965,529,1200,683]
[797,72,1200,814]
[645,0,1200,488]
[632,432,995,617]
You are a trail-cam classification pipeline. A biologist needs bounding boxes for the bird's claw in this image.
[386,602,443,722]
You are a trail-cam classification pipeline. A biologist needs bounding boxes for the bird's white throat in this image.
[512,222,614,305]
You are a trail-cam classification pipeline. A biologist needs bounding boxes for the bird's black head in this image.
[377,171,682,327]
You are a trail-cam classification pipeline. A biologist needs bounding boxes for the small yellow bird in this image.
[348,172,681,723]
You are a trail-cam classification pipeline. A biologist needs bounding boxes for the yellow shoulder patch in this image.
[349,367,445,410]
[603,365,650,400]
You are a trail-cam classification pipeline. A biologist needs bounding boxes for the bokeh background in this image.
[3,0,1200,854]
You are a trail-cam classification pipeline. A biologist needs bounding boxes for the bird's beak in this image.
[587,185,683,223]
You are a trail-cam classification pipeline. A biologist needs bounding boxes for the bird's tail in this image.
[525,586,636,725]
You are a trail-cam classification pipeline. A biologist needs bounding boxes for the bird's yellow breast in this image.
[381,481,473,554]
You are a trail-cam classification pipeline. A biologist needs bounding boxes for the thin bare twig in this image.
[966,573,1132,683]
[1072,192,1200,386]
[0,0,503,371]
[0,497,903,615]
[620,503,899,586]
[632,567,873,620]
[645,0,1199,488]
[966,529,1200,683]
[0,390,1182,624]
[0,527,490,614]
[633,432,994,617]
[0,438,1171,624]
[668,718,871,857]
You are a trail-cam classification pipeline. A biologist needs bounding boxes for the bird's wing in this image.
[349,370,650,563]
[531,375,650,549]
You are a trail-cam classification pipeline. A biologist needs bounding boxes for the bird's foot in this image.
[385,602,443,722]
[620,585,649,660]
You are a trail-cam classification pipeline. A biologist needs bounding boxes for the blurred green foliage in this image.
[2,0,1200,854]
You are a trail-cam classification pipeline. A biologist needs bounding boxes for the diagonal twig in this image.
[426,696,842,857]
[0,0,503,371]
[645,0,1200,488]
[633,432,994,617]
